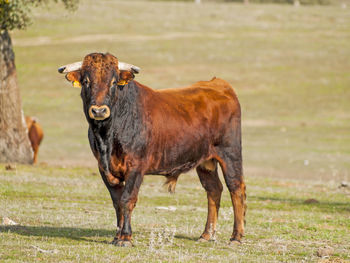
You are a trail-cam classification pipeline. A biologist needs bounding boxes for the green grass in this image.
[1,0,349,261]
[0,165,349,262]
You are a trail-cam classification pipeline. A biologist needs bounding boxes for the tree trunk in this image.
[0,30,33,164]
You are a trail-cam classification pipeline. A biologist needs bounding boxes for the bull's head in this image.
[63,53,136,121]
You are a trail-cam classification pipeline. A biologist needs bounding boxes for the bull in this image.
[25,116,44,164]
[59,53,246,247]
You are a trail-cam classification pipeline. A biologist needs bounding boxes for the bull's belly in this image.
[146,142,212,176]
[147,160,199,176]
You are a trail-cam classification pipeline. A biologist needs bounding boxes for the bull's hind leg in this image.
[196,159,223,241]
[217,148,246,244]
[32,145,39,164]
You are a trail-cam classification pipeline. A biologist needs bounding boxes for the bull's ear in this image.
[65,71,81,88]
[117,70,135,86]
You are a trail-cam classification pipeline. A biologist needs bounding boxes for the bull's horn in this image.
[58,62,82,74]
[58,61,140,74]
[118,62,141,74]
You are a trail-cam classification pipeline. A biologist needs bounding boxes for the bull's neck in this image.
[113,81,145,150]
[90,81,145,153]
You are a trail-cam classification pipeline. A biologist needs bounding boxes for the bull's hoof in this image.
[116,240,133,247]
[110,237,119,245]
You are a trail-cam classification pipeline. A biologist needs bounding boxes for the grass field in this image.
[1,165,349,262]
[1,0,350,261]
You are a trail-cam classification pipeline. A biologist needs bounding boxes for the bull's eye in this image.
[82,77,90,87]
[111,78,117,87]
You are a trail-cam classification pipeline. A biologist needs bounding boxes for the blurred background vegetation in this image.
[150,0,345,5]
[11,0,349,182]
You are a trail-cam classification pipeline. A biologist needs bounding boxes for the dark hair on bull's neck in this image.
[91,80,147,157]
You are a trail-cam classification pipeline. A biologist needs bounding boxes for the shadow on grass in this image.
[0,225,200,244]
[0,225,115,243]
[174,234,198,241]
[250,196,350,214]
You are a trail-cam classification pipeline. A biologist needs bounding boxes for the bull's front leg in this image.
[91,131,124,243]
[98,168,124,244]
[117,169,144,247]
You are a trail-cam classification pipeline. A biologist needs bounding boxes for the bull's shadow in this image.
[0,225,116,244]
[0,225,198,243]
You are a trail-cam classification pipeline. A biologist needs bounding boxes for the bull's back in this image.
[150,77,240,132]
[159,77,238,103]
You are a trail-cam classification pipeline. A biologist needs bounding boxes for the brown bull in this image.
[62,53,246,247]
[25,116,43,164]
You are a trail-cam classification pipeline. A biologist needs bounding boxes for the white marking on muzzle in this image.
[88,105,111,121]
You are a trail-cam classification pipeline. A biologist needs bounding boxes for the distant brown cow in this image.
[25,116,43,164]
[60,53,246,247]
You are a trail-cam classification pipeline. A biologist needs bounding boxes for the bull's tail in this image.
[164,174,180,194]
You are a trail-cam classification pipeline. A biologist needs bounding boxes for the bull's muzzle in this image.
[89,105,111,121]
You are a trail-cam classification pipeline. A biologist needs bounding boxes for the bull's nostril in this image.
[91,108,98,115]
